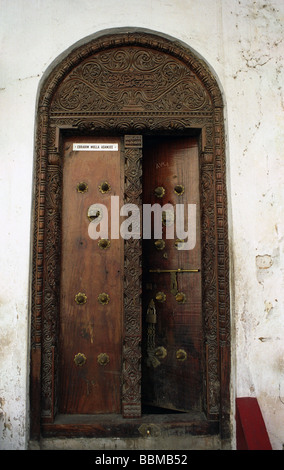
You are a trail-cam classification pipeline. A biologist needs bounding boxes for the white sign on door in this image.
[73,143,118,151]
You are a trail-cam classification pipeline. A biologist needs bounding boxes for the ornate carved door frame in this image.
[30,29,231,440]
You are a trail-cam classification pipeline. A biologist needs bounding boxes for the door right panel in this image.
[142,136,203,412]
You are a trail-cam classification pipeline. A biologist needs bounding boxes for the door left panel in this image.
[59,136,123,414]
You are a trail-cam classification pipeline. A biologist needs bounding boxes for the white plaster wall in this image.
[0,0,283,449]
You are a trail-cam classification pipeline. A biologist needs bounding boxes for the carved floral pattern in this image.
[51,48,212,114]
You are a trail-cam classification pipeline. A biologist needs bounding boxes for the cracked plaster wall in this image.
[0,0,283,450]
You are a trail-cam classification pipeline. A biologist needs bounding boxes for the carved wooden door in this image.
[58,134,202,415]
[59,136,124,414]
[142,136,203,412]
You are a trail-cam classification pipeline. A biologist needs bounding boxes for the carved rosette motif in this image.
[31,31,230,438]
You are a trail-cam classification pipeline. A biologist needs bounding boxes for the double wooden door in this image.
[59,135,203,415]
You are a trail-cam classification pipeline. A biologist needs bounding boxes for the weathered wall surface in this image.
[0,0,283,449]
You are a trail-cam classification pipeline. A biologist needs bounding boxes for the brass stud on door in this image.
[77,182,88,193]
[99,181,111,194]
[174,239,186,250]
[155,346,167,359]
[175,292,186,303]
[176,349,187,361]
[155,292,166,303]
[97,353,110,366]
[74,353,87,366]
[154,186,165,198]
[75,292,87,305]
[174,184,185,196]
[98,293,110,305]
[154,239,165,250]
[98,238,111,250]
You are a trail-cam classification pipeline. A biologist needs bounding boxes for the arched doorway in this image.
[30,29,230,441]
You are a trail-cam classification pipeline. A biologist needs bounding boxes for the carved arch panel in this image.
[30,30,230,440]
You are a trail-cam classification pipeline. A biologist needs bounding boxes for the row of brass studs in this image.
[74,346,183,367]
[151,349,187,362]
[133,345,187,365]
[76,181,111,194]
[74,292,110,305]
[155,239,186,250]
[154,184,184,198]
[74,352,110,367]
[154,291,186,304]
[78,183,183,197]
[152,347,187,362]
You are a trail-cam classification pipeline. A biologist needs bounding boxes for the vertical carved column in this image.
[30,106,49,438]
[200,123,220,420]
[41,140,62,422]
[122,136,143,418]
[214,109,231,438]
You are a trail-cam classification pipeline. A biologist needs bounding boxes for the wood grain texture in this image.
[59,136,123,414]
